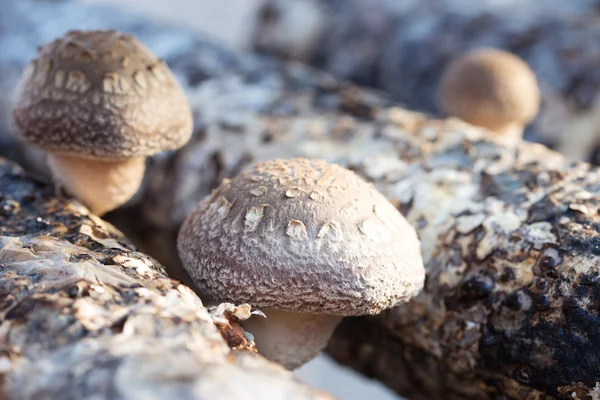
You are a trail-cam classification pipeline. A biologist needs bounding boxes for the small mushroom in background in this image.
[11,29,193,216]
[177,157,425,369]
[438,48,540,145]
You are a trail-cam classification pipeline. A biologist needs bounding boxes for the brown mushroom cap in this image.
[438,48,540,131]
[178,158,425,316]
[12,29,193,160]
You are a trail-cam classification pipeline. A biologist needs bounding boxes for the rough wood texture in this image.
[141,83,600,399]
[251,0,600,163]
[133,29,600,400]
[3,1,600,399]
[0,157,333,399]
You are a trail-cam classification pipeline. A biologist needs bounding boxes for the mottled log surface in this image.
[251,0,600,163]
[0,157,332,400]
[136,37,600,400]
[3,1,600,399]
[144,82,600,399]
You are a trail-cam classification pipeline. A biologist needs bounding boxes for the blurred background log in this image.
[0,157,332,399]
[2,1,600,399]
[251,0,600,164]
[135,71,600,398]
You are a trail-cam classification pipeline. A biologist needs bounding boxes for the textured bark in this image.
[131,38,600,400]
[251,0,600,163]
[0,158,332,400]
[3,1,600,399]
[138,86,600,399]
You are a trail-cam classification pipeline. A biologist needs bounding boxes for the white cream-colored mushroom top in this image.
[178,158,425,315]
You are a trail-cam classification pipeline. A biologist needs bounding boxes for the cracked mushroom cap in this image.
[438,48,540,131]
[178,158,425,315]
[12,29,193,160]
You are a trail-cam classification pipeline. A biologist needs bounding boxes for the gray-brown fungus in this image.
[12,29,193,215]
[438,48,540,144]
[177,158,425,369]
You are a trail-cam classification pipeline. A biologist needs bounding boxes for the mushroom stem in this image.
[47,154,146,216]
[241,309,342,370]
[489,122,524,146]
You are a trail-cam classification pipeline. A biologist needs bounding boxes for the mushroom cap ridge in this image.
[12,29,193,160]
[178,158,425,316]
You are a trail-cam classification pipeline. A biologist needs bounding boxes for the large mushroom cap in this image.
[178,158,425,316]
[12,29,193,160]
[438,48,540,131]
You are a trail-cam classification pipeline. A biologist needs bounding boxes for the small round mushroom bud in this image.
[177,158,425,369]
[12,30,193,215]
[438,48,540,144]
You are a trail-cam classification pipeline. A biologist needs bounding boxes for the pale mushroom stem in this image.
[241,309,342,370]
[490,122,524,146]
[47,153,146,216]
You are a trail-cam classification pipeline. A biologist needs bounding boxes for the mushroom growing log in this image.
[138,76,600,398]
[132,23,599,400]
[2,1,600,399]
[0,157,332,400]
[252,0,600,163]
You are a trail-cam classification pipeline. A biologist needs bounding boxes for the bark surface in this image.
[0,157,333,399]
[133,41,600,397]
[2,1,600,399]
[136,31,600,400]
